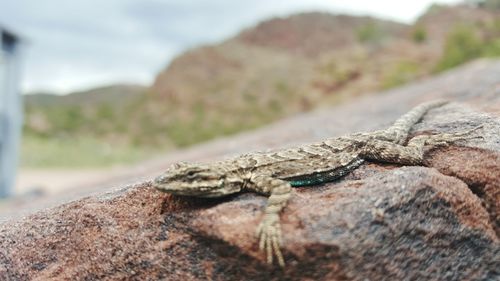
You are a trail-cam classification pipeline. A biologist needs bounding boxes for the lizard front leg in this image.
[247,175,292,267]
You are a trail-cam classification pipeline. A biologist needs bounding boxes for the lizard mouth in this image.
[153,181,193,195]
[153,175,226,196]
[152,175,179,193]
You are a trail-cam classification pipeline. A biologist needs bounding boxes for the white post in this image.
[0,30,23,198]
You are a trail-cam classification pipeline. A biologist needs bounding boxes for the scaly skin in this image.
[153,100,482,267]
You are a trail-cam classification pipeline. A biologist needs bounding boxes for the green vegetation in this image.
[356,22,384,44]
[467,0,500,9]
[482,39,500,57]
[320,61,358,84]
[412,26,427,43]
[426,3,444,13]
[435,23,500,72]
[22,84,288,168]
[483,19,500,56]
[21,134,155,168]
[163,102,284,147]
[435,25,482,72]
[25,105,123,140]
[382,61,421,89]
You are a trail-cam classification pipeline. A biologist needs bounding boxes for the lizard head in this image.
[153,162,241,197]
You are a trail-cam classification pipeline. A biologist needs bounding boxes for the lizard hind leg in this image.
[420,124,484,146]
[358,125,484,165]
[248,175,292,267]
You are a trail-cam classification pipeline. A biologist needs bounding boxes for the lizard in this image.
[153,100,481,267]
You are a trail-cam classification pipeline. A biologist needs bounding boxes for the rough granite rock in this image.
[1,59,500,280]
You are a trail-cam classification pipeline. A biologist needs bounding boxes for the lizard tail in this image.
[386,100,449,144]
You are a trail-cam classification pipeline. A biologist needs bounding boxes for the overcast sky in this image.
[1,0,462,94]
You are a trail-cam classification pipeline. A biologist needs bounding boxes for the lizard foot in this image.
[256,213,285,267]
[425,124,484,146]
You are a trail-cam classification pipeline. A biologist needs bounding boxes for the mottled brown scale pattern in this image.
[153,100,483,267]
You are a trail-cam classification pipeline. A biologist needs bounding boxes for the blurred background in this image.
[0,0,499,199]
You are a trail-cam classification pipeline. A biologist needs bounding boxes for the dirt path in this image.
[16,168,119,195]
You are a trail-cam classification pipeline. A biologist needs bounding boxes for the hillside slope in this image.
[25,84,146,106]
[148,13,411,146]
[23,4,500,167]
[146,6,499,147]
[25,84,146,140]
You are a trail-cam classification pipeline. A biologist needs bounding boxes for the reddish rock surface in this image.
[1,60,499,280]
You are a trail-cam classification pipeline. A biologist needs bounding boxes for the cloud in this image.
[0,0,461,94]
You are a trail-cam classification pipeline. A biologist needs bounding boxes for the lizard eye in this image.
[186,171,196,177]
[172,162,184,169]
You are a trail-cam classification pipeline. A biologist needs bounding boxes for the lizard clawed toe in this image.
[425,126,484,146]
[256,214,285,267]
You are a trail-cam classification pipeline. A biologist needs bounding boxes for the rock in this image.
[1,59,499,280]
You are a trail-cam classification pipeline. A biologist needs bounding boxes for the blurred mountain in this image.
[25,84,146,106]
[146,6,499,147]
[23,4,500,167]
[234,13,407,56]
[24,84,146,143]
[146,13,410,147]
